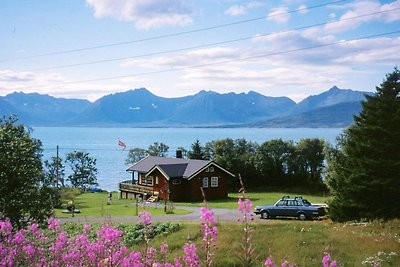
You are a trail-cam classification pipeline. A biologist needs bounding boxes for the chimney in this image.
[176,148,183,158]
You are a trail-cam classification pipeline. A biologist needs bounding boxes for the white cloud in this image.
[121,47,239,68]
[225,1,264,16]
[85,0,193,29]
[298,4,308,14]
[225,5,247,16]
[267,7,290,24]
[324,0,400,33]
[0,70,125,101]
[115,30,399,101]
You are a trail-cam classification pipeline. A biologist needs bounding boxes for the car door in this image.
[285,200,298,217]
[273,200,287,216]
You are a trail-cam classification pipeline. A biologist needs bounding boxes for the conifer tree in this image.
[188,139,206,160]
[327,68,400,221]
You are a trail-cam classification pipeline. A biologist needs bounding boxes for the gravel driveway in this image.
[59,203,265,224]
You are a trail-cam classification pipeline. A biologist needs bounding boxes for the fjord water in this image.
[32,127,343,191]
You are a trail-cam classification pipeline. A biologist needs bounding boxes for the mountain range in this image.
[0,86,370,128]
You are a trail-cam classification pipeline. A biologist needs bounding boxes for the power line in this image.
[0,0,350,62]
[63,30,400,84]
[25,7,400,72]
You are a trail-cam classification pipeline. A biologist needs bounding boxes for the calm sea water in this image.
[31,127,344,191]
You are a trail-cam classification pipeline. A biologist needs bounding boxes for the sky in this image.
[0,0,399,102]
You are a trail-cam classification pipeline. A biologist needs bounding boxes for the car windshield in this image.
[303,199,311,206]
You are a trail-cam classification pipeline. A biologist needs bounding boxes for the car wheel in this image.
[298,213,306,221]
[261,211,270,219]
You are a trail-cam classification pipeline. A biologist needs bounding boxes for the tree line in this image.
[126,137,328,192]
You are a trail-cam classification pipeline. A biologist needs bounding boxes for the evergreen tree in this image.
[327,68,400,221]
[0,116,56,228]
[188,139,206,159]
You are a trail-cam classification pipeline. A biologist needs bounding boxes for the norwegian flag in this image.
[118,140,127,150]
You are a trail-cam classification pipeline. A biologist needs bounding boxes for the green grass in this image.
[176,191,330,209]
[129,219,400,266]
[54,192,192,218]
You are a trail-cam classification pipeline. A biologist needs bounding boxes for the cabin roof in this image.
[127,156,211,178]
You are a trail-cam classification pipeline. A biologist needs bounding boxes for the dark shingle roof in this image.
[157,163,188,178]
[127,156,211,178]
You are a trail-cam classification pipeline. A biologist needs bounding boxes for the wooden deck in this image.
[119,180,153,195]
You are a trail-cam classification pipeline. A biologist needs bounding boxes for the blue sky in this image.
[0,0,399,102]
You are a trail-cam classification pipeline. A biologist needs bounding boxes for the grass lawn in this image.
[176,191,330,209]
[131,219,400,266]
[54,192,192,218]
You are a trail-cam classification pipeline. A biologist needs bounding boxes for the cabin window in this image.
[206,166,214,172]
[202,177,209,188]
[211,177,218,187]
[172,179,181,185]
[142,176,153,186]
[155,176,159,185]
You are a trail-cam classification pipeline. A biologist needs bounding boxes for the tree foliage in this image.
[148,142,169,157]
[126,142,170,165]
[188,139,206,160]
[0,116,56,228]
[66,151,98,190]
[126,148,148,165]
[327,68,400,221]
[255,139,294,186]
[44,156,65,187]
[205,138,259,188]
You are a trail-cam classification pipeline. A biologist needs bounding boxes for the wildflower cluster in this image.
[322,254,337,267]
[264,257,295,267]
[200,207,217,267]
[237,197,254,223]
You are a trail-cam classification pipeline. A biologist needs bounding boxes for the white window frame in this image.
[211,176,218,187]
[155,176,159,184]
[202,177,209,188]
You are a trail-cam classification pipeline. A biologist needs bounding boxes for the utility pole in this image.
[56,145,59,188]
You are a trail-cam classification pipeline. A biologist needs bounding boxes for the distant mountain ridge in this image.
[0,87,370,127]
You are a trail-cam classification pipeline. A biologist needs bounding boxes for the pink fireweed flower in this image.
[183,242,200,267]
[200,207,217,225]
[83,224,91,232]
[22,244,35,257]
[48,218,61,231]
[200,207,217,266]
[322,254,337,267]
[265,257,277,267]
[121,251,142,267]
[139,211,152,226]
[97,224,123,244]
[237,198,255,222]
[160,243,169,254]
[13,230,27,245]
[281,260,294,267]
[0,220,12,237]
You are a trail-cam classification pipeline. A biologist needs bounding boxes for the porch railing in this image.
[119,180,153,195]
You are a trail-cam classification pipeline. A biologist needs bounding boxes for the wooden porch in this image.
[119,180,153,195]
